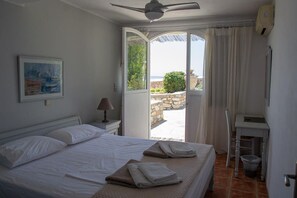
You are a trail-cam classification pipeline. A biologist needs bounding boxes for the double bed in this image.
[0,116,215,198]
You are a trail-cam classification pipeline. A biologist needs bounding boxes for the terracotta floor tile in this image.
[215,167,233,178]
[206,154,268,198]
[258,193,269,198]
[230,189,256,198]
[231,178,256,192]
[205,186,228,198]
[258,181,268,194]
[214,176,230,188]
[215,161,228,169]
[216,154,227,160]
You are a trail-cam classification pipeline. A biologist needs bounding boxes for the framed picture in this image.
[18,56,63,102]
[265,46,272,106]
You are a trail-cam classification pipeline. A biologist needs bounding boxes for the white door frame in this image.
[133,30,205,141]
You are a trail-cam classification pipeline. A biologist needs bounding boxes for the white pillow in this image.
[0,136,66,169]
[46,124,105,145]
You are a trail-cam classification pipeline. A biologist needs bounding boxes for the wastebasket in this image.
[240,155,261,178]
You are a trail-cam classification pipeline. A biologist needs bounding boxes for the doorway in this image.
[149,32,205,142]
[122,28,205,142]
[150,32,187,142]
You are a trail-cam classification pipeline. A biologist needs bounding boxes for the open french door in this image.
[185,31,205,142]
[122,27,150,139]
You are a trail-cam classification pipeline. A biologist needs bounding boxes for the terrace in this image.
[150,108,185,142]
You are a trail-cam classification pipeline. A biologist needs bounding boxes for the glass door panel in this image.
[126,32,148,91]
[189,34,205,91]
[185,32,205,142]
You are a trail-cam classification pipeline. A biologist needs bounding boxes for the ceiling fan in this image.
[111,0,200,22]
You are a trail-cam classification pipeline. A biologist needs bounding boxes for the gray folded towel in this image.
[127,163,182,188]
[158,141,196,158]
[138,162,177,184]
[143,143,168,158]
[105,159,139,188]
[169,142,196,155]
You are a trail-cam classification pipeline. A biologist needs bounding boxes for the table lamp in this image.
[97,98,114,123]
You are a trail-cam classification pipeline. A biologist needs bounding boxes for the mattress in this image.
[0,134,215,198]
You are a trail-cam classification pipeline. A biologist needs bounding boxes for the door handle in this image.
[284,174,296,187]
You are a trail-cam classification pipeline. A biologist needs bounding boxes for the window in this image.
[190,34,205,91]
[126,32,147,91]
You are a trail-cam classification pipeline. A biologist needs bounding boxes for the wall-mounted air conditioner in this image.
[256,4,274,36]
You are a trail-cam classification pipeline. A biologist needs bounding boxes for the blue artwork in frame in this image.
[18,56,63,102]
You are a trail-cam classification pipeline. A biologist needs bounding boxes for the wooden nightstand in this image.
[89,120,121,135]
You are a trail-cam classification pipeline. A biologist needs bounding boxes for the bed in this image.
[0,116,215,198]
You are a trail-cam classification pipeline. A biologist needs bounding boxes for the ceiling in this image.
[6,0,271,25]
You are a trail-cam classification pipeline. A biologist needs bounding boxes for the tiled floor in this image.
[205,154,268,198]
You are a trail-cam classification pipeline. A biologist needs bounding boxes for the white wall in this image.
[266,0,297,197]
[246,32,267,114]
[0,0,122,132]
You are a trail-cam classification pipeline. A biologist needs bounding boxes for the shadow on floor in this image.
[151,120,167,129]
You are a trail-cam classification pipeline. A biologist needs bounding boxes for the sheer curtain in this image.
[195,27,253,153]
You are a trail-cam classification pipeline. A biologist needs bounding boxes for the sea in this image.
[150,76,163,82]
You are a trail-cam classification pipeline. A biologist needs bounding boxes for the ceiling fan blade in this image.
[110,3,145,13]
[162,2,200,12]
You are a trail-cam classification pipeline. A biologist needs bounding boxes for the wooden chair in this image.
[225,109,256,167]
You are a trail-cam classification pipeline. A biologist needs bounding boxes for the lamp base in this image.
[102,110,109,123]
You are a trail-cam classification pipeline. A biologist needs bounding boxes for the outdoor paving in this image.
[150,108,185,142]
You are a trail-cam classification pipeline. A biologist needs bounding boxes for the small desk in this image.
[235,114,269,181]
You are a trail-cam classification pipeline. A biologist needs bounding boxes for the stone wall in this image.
[151,100,164,126]
[151,91,186,110]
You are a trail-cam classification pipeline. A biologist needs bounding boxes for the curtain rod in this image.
[129,17,255,32]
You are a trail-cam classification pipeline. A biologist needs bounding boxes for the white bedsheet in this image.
[0,134,215,198]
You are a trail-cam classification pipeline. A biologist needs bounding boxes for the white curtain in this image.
[195,27,253,153]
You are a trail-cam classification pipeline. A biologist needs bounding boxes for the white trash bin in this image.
[240,155,261,178]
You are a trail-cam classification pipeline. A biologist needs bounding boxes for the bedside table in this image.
[89,120,121,135]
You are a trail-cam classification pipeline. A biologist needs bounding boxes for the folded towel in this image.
[127,163,182,188]
[158,141,196,158]
[127,163,152,188]
[143,142,168,158]
[105,159,139,188]
[169,142,196,155]
[138,162,177,184]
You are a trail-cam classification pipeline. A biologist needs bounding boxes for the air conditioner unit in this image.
[256,4,274,36]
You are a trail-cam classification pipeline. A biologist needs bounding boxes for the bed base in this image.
[200,166,214,197]
[207,168,215,191]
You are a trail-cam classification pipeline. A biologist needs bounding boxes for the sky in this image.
[150,36,205,79]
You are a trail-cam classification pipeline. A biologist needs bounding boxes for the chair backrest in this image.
[225,109,233,166]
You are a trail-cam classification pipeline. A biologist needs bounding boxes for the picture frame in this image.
[265,46,272,106]
[18,56,64,102]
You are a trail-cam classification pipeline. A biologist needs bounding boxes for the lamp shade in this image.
[97,98,114,111]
